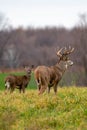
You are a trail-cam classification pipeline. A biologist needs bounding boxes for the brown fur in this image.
[34,60,73,94]
[5,67,32,93]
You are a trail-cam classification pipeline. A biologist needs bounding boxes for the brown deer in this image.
[5,66,33,93]
[34,46,74,95]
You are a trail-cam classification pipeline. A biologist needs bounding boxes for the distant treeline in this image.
[0,26,87,86]
[0,14,87,86]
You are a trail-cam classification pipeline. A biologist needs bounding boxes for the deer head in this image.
[24,66,32,75]
[24,65,34,75]
[56,46,74,63]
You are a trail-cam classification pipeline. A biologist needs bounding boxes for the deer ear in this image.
[24,66,27,71]
[23,64,26,68]
[23,64,28,68]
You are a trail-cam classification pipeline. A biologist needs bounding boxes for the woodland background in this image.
[0,13,87,86]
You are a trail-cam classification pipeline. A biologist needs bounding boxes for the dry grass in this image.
[0,87,87,130]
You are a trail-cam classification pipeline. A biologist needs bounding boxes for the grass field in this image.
[0,73,87,130]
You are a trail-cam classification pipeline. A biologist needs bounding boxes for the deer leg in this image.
[47,86,50,94]
[23,88,25,93]
[19,88,22,93]
[36,84,40,92]
[22,86,25,93]
[53,83,58,94]
[38,84,47,95]
[54,87,57,94]
[36,80,41,91]
[10,87,15,93]
[4,87,9,94]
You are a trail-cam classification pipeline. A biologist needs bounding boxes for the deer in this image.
[5,66,33,93]
[34,46,74,95]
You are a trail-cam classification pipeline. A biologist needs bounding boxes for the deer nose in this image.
[28,70,31,73]
[71,62,73,65]
[68,60,73,65]
[70,61,73,65]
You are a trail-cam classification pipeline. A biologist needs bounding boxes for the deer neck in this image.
[55,61,67,74]
[26,72,31,78]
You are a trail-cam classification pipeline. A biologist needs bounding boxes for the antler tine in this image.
[64,46,74,55]
[68,46,74,54]
[56,47,64,57]
[70,47,74,53]
[64,47,67,52]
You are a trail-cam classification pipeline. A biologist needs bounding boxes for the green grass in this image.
[0,87,87,130]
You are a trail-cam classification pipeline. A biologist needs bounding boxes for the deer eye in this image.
[62,56,68,61]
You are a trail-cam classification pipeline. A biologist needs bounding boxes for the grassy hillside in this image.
[0,87,87,130]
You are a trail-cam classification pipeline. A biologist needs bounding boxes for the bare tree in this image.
[75,13,87,85]
[0,13,11,67]
[3,44,21,68]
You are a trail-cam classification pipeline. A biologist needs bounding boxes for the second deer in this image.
[5,66,33,93]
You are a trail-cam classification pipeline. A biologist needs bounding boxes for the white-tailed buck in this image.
[34,46,74,95]
[5,66,33,93]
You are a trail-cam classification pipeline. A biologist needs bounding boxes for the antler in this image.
[63,46,74,55]
[56,46,74,63]
[56,47,65,57]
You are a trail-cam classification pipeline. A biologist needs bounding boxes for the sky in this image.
[0,0,87,28]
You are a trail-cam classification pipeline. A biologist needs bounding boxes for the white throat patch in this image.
[65,64,68,69]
